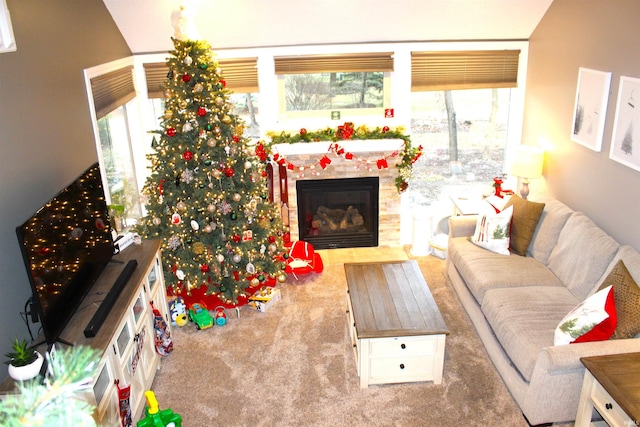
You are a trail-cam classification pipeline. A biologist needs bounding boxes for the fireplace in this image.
[296,177,379,249]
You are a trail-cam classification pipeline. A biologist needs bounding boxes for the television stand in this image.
[0,239,171,425]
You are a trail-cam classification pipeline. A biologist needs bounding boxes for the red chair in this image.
[285,240,324,279]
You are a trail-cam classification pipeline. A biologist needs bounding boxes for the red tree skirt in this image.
[169,276,277,310]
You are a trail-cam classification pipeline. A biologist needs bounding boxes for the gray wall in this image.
[524,0,640,251]
[0,0,130,381]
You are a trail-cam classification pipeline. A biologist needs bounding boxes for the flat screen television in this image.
[16,162,114,346]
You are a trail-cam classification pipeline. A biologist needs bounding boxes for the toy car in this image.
[188,303,214,330]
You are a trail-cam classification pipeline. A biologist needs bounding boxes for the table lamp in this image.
[510,145,544,200]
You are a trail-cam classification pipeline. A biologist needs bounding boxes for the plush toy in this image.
[168,296,188,327]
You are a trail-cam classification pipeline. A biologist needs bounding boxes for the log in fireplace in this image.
[296,177,379,249]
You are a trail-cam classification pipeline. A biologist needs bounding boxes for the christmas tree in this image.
[137,34,286,308]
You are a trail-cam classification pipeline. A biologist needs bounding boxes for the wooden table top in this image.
[344,260,448,339]
[581,352,640,423]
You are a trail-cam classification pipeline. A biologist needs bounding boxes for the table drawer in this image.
[590,377,632,426]
[369,336,437,357]
[369,355,435,382]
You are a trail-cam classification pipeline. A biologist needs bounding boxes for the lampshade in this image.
[510,145,544,179]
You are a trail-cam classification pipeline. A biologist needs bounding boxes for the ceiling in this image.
[102,0,554,54]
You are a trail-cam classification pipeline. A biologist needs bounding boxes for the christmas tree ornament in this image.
[182,150,194,161]
[207,203,216,213]
[182,73,191,83]
[184,56,193,65]
[232,254,241,263]
[197,107,207,117]
[192,242,205,254]
[207,138,216,147]
[152,217,161,226]
[182,122,193,132]
[216,254,225,263]
[164,109,173,119]
[250,276,259,286]
[166,127,176,137]
[229,211,238,220]
[190,220,199,231]
[244,161,252,169]
[278,274,287,283]
[232,193,241,202]
[222,115,232,124]
[176,270,185,280]
[171,213,182,224]
[176,201,187,211]
[194,83,204,93]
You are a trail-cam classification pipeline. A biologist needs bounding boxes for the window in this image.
[409,88,512,205]
[283,72,385,111]
[407,49,522,222]
[275,52,392,120]
[87,62,142,233]
[97,103,142,232]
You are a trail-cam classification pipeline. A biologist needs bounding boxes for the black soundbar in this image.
[84,259,138,338]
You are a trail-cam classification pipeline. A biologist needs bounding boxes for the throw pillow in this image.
[597,259,640,339]
[470,203,513,255]
[503,195,545,256]
[554,285,617,346]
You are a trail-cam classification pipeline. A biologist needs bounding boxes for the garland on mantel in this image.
[258,122,423,193]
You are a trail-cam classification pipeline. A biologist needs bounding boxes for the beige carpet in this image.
[149,248,531,426]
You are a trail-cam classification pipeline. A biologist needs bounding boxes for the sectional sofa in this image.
[446,195,640,425]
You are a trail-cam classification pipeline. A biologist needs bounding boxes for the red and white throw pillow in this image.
[470,202,513,255]
[554,285,617,345]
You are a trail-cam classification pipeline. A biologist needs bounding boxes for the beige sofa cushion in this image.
[481,286,579,381]
[547,213,619,302]
[526,197,573,263]
[448,236,563,304]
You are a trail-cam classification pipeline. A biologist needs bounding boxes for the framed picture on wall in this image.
[571,67,612,151]
[610,76,640,172]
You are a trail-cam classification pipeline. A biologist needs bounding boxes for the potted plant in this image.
[4,337,43,381]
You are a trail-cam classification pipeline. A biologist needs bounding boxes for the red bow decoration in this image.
[334,144,345,155]
[377,158,388,169]
[255,143,267,162]
[337,122,354,140]
[345,152,354,160]
[319,155,332,169]
[287,163,295,170]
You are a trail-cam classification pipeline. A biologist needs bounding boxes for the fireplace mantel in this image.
[273,139,404,156]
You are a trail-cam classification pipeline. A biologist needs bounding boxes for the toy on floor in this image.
[188,302,214,330]
[214,306,227,326]
[284,240,324,279]
[168,296,188,327]
[136,390,182,427]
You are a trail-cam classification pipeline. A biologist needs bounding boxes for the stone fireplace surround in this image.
[272,139,404,247]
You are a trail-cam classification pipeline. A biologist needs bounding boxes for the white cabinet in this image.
[65,240,170,426]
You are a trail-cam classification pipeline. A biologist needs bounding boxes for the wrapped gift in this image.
[248,288,281,313]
